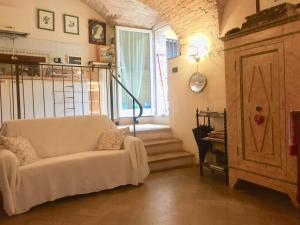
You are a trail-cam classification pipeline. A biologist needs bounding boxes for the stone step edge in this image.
[143,138,182,147]
[130,127,171,134]
[148,151,194,163]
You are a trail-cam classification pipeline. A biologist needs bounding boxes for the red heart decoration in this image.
[254,114,265,125]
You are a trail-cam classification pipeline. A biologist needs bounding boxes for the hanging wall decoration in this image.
[89,20,106,45]
[189,72,207,93]
[37,9,55,31]
[63,14,79,35]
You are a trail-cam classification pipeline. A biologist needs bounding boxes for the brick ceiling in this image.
[82,0,224,52]
[81,0,163,28]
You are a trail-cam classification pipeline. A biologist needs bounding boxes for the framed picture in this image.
[89,20,106,45]
[97,45,115,63]
[64,14,79,35]
[67,55,82,65]
[259,0,300,10]
[37,9,55,31]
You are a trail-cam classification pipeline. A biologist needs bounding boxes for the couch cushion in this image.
[1,136,39,166]
[96,127,129,150]
[2,115,115,158]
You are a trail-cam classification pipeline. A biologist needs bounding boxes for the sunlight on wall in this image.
[164,28,178,40]
[187,34,210,63]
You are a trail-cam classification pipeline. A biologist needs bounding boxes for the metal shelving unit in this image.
[193,109,228,184]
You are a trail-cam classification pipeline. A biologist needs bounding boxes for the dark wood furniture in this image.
[194,109,228,184]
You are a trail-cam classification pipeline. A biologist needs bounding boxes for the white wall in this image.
[220,0,255,36]
[0,0,114,64]
[168,54,225,162]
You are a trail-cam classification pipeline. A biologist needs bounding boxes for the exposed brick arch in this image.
[81,0,224,54]
[141,0,222,42]
[81,0,162,29]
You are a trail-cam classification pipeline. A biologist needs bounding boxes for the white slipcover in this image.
[0,115,149,216]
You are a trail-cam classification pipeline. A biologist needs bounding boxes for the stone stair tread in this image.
[148,151,194,163]
[118,124,170,133]
[143,138,182,146]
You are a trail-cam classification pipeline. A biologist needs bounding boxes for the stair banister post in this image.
[133,99,136,137]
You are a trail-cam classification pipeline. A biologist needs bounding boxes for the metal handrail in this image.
[107,63,143,136]
[0,61,143,136]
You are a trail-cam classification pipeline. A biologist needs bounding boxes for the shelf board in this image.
[201,137,225,143]
[202,162,227,172]
[198,111,225,118]
[0,29,29,38]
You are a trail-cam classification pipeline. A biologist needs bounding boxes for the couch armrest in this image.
[0,149,19,215]
[124,136,144,150]
[0,149,19,169]
[123,136,149,183]
[124,136,146,166]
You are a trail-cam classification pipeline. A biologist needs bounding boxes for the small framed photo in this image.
[67,55,82,65]
[89,20,106,45]
[64,14,79,35]
[37,9,55,31]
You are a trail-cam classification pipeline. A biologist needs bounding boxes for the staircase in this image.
[120,124,195,172]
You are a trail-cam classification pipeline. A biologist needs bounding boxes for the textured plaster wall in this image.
[0,0,114,64]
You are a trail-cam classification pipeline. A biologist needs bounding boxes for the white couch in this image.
[0,115,149,216]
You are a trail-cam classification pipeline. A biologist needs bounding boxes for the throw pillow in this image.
[96,127,130,150]
[1,135,39,166]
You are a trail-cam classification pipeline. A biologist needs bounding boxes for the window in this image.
[166,39,179,59]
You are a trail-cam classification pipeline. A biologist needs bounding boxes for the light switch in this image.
[172,67,178,73]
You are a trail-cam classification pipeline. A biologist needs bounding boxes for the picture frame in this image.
[67,55,82,65]
[37,9,55,31]
[64,14,79,35]
[258,0,300,10]
[97,45,115,63]
[89,20,106,45]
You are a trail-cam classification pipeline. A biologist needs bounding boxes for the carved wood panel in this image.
[238,43,286,176]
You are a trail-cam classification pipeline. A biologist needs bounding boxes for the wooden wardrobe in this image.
[223,17,300,206]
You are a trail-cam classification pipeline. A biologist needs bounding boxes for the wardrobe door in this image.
[236,43,288,180]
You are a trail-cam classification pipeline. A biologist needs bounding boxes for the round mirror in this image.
[189,72,207,93]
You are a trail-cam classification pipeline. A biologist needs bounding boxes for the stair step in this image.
[118,124,172,141]
[118,124,170,132]
[148,151,194,162]
[119,124,194,172]
[144,138,183,155]
[135,128,172,141]
[148,151,194,172]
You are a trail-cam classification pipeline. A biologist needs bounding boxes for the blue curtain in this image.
[119,30,150,109]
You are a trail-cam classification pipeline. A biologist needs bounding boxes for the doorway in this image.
[116,26,155,117]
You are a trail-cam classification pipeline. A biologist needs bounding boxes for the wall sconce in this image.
[188,45,202,63]
[187,34,210,63]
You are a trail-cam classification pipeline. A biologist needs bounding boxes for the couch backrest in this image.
[1,115,116,158]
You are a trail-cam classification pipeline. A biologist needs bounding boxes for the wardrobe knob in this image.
[256,106,263,112]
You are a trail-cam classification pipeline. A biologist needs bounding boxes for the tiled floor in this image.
[0,167,299,225]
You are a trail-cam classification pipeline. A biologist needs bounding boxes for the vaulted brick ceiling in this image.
[81,0,163,28]
[81,0,224,50]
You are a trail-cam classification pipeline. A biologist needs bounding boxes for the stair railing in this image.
[107,63,143,137]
